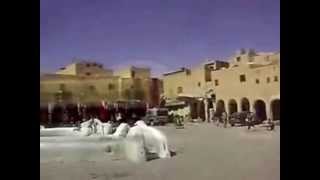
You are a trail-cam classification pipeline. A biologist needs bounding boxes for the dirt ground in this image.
[40,123,280,180]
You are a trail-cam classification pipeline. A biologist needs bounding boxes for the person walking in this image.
[222,111,228,128]
[247,112,254,130]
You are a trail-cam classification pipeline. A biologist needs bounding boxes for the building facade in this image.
[162,49,280,122]
[40,61,161,108]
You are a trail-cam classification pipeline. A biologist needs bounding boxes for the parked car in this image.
[229,111,264,126]
[229,111,250,126]
[143,108,169,126]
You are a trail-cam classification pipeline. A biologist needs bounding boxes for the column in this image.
[266,100,271,121]
[204,99,209,122]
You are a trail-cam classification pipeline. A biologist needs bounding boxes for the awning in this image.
[165,100,186,107]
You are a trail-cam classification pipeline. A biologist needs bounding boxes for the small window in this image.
[89,85,95,91]
[240,74,246,82]
[86,64,90,67]
[267,77,271,83]
[236,57,241,62]
[59,84,65,90]
[214,79,219,86]
[86,72,91,76]
[177,87,183,94]
[255,79,260,84]
[108,84,115,90]
[198,82,201,87]
[131,71,135,78]
[98,65,103,68]
[274,76,278,82]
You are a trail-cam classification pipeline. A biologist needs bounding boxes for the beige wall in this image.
[212,62,280,117]
[162,51,280,120]
[41,65,159,106]
[56,62,113,77]
[114,66,150,79]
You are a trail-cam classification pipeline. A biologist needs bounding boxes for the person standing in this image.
[247,112,254,130]
[222,111,228,128]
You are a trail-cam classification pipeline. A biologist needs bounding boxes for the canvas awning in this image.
[165,100,186,107]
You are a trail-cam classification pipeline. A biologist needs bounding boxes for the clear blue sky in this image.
[41,0,279,76]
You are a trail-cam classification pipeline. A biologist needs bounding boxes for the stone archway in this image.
[271,99,280,121]
[216,100,225,116]
[240,98,250,112]
[228,99,238,115]
[254,100,267,121]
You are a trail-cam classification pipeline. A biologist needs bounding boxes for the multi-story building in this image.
[40,60,161,108]
[162,49,280,122]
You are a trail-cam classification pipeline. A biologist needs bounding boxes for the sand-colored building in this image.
[162,49,280,121]
[40,61,161,107]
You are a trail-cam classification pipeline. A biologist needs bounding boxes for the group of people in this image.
[74,112,141,136]
[209,110,275,131]
[71,114,171,162]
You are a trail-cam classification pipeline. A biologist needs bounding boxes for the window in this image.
[236,56,241,62]
[198,82,201,87]
[267,77,271,83]
[240,74,246,82]
[177,87,183,94]
[86,63,90,67]
[256,79,260,84]
[59,84,65,91]
[86,72,91,76]
[131,71,135,78]
[108,84,115,90]
[274,76,279,82]
[89,85,95,91]
[214,79,219,86]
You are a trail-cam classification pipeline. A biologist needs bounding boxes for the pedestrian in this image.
[268,118,275,131]
[222,111,228,128]
[247,112,254,130]
[215,112,220,127]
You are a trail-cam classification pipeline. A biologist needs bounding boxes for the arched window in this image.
[177,87,183,94]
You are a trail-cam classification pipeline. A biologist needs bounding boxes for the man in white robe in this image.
[125,120,171,162]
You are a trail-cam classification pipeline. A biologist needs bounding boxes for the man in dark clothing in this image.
[247,112,255,130]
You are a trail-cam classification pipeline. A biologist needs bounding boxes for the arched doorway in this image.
[241,98,250,112]
[271,99,280,121]
[216,100,225,116]
[199,100,205,121]
[228,99,238,115]
[254,100,267,121]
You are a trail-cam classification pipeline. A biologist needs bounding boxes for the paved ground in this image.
[40,123,280,180]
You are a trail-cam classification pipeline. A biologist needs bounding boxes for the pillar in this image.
[204,99,209,122]
[266,100,272,121]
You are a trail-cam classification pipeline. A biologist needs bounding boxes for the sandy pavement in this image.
[40,123,280,180]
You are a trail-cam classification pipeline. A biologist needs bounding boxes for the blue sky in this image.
[41,0,279,76]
